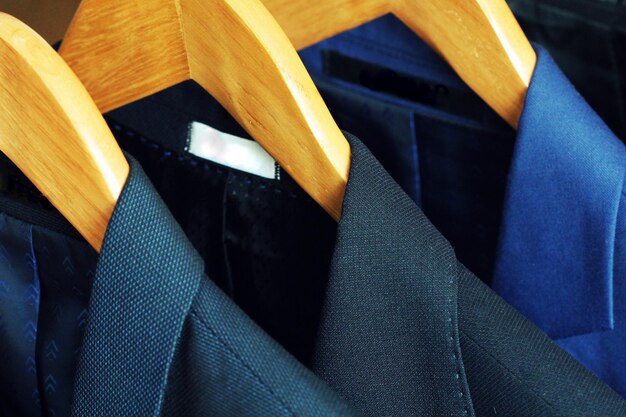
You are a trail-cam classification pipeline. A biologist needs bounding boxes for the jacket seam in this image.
[448,271,472,416]
[189,309,299,417]
[459,328,565,417]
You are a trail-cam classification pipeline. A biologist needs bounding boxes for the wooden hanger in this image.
[59,0,350,221]
[263,0,537,128]
[0,13,129,252]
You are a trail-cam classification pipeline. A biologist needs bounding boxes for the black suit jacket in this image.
[68,135,626,416]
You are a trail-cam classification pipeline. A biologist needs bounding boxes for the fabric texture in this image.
[556,182,626,395]
[313,132,474,416]
[107,116,338,367]
[0,124,624,416]
[297,17,626,395]
[316,133,626,417]
[0,210,96,417]
[0,217,43,417]
[70,156,359,417]
[70,133,626,417]
[492,48,626,339]
[103,52,623,415]
[458,263,626,416]
[70,155,204,416]
[491,44,626,397]
[160,278,357,417]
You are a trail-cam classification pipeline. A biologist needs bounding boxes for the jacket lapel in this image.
[313,133,475,417]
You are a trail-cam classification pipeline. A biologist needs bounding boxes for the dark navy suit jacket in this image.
[68,139,625,416]
[0,130,624,416]
[296,16,626,396]
[0,23,624,416]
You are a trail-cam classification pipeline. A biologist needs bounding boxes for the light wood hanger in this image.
[263,0,537,128]
[59,0,350,221]
[0,13,129,252]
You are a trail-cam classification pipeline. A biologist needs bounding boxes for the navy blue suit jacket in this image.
[69,140,626,416]
[0,25,624,416]
[296,16,626,396]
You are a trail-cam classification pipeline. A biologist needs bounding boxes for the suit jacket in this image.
[0,127,624,415]
[0,28,623,415]
[297,16,626,395]
[66,137,624,416]
[492,44,626,396]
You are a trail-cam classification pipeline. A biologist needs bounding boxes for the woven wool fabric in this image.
[69,156,359,416]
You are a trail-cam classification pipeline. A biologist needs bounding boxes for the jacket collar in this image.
[71,143,476,416]
[493,46,626,339]
[314,133,475,416]
[70,155,204,415]
[71,156,361,416]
